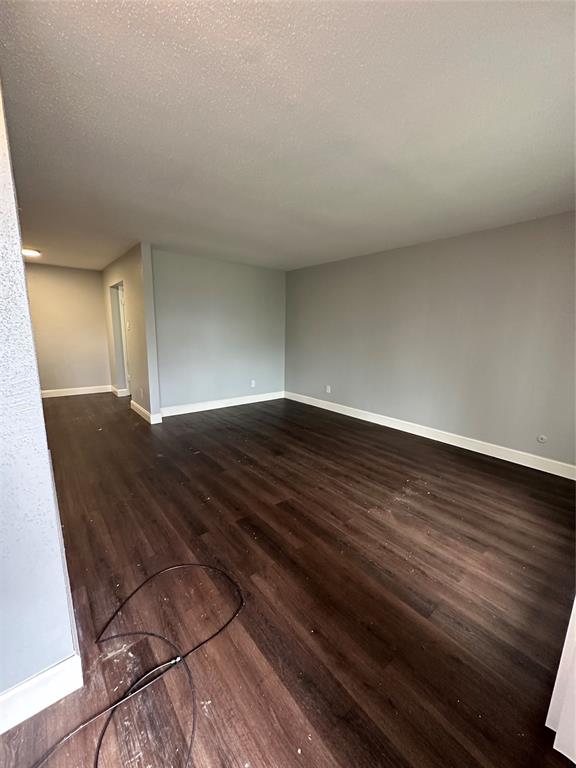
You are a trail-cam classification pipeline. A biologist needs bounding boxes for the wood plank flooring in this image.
[1,394,574,768]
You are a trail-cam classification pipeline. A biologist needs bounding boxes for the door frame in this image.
[110,281,130,396]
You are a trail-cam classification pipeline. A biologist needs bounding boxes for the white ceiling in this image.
[0,1,574,271]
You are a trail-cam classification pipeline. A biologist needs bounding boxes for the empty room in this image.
[0,2,574,767]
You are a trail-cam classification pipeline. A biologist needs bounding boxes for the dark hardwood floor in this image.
[2,394,574,768]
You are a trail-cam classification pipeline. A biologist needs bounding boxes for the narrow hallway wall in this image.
[26,263,110,394]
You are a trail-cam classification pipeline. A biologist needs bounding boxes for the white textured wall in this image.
[26,263,110,391]
[0,90,77,693]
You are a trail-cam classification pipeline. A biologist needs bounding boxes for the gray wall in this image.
[25,263,110,391]
[103,245,152,411]
[286,212,575,464]
[153,248,285,408]
[0,90,77,695]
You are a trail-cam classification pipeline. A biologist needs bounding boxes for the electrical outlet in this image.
[250,379,256,388]
[325,384,332,394]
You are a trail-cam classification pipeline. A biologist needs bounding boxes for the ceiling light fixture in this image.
[22,248,42,258]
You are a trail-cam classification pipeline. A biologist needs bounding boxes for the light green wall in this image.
[26,263,110,391]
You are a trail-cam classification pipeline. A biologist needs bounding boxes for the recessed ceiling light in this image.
[22,248,42,258]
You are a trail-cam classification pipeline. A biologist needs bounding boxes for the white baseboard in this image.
[112,387,130,398]
[0,652,83,735]
[130,399,162,424]
[161,391,285,418]
[41,385,112,398]
[284,392,575,480]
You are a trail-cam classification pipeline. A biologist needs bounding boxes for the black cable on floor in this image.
[30,563,245,768]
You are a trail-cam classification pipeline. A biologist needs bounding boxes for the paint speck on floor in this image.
[100,642,131,662]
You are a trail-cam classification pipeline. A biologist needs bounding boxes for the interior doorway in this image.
[110,282,130,396]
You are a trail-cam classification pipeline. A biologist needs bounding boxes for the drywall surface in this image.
[25,263,110,391]
[103,245,151,411]
[286,213,575,464]
[141,243,161,416]
[153,249,285,408]
[0,91,77,692]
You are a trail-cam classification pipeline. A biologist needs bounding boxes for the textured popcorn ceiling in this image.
[0,1,574,270]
